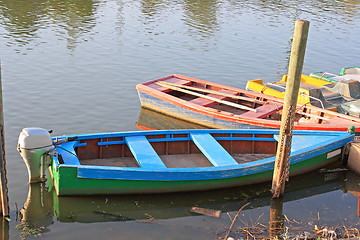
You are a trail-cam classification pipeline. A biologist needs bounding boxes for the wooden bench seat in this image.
[190,133,238,167]
[189,89,238,107]
[240,102,283,118]
[125,136,167,169]
[148,77,191,92]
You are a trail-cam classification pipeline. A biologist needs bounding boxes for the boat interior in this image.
[151,76,352,125]
[73,132,277,168]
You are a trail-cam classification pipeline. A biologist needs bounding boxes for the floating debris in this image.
[190,207,221,218]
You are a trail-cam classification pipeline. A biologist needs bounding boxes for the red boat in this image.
[136,74,360,132]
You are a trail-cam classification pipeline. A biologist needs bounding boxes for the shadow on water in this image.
[18,168,352,234]
[136,107,210,130]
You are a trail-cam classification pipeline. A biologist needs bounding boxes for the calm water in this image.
[1,0,360,239]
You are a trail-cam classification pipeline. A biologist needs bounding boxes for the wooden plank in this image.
[156,81,256,112]
[240,103,283,118]
[148,77,191,92]
[190,89,238,107]
[125,136,166,169]
[159,81,264,103]
[190,133,238,166]
[298,111,330,121]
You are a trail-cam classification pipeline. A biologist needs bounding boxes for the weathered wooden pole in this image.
[0,61,9,217]
[271,20,310,198]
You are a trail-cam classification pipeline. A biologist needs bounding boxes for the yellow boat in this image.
[246,74,360,116]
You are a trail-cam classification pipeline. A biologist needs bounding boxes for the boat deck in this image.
[79,153,275,168]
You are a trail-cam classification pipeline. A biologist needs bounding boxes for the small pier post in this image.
[0,62,9,217]
[271,20,310,198]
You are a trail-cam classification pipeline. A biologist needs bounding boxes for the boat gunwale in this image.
[51,129,353,180]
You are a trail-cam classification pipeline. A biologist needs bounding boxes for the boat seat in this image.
[125,136,167,169]
[239,102,283,118]
[57,141,80,165]
[274,134,337,152]
[148,77,191,93]
[189,89,238,107]
[190,133,238,166]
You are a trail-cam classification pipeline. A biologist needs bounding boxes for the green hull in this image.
[50,150,341,196]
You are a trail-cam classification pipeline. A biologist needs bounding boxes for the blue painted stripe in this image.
[125,135,166,169]
[77,159,275,181]
[190,133,238,166]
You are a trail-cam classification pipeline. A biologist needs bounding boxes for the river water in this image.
[1,0,360,239]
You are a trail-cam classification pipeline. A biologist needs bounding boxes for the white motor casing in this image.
[17,128,54,183]
[18,128,53,150]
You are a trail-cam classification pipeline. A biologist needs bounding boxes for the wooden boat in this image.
[136,74,360,132]
[311,67,360,83]
[17,128,353,196]
[247,74,360,117]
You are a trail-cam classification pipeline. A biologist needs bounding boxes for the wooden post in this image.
[271,20,310,198]
[0,62,9,217]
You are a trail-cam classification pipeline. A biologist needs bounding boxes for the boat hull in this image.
[138,91,266,129]
[46,129,353,196]
[50,151,342,196]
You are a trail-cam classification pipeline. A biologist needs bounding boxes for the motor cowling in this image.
[17,128,55,183]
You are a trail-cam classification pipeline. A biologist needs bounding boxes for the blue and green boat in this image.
[17,128,354,196]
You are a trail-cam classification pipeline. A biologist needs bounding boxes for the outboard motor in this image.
[17,128,55,183]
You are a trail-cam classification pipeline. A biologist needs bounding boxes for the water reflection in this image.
[19,183,53,230]
[269,198,284,239]
[20,170,345,227]
[1,0,360,53]
[182,0,220,41]
[0,0,99,51]
[344,170,360,216]
[136,107,209,130]
[0,219,9,240]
